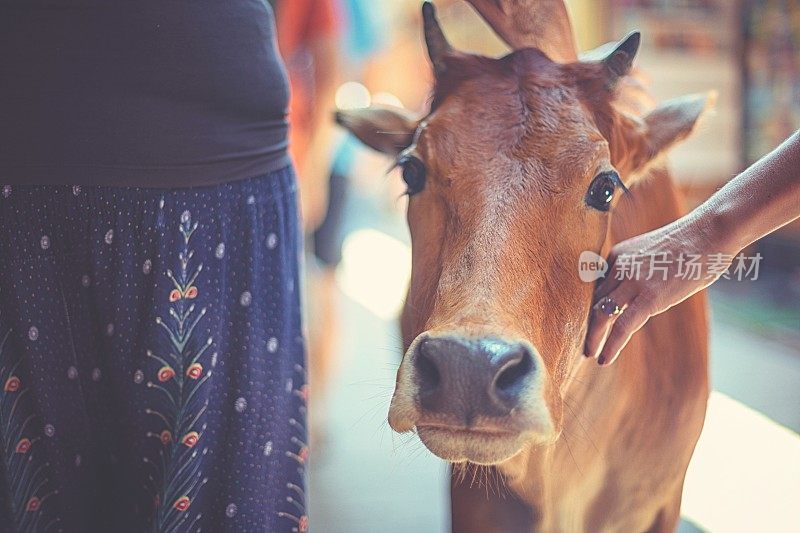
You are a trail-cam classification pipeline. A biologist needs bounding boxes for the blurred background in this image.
[271,0,800,531]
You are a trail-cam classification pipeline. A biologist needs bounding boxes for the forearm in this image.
[698,130,800,253]
[309,36,339,135]
[297,36,339,230]
[587,130,800,365]
[301,36,339,177]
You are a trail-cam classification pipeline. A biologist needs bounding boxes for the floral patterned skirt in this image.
[0,167,307,532]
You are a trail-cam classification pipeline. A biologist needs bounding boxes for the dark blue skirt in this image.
[0,167,306,532]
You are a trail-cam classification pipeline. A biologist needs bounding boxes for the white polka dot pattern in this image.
[0,169,306,531]
[267,337,279,353]
[234,397,248,413]
[239,291,252,307]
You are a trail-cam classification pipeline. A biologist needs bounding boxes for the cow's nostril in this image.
[415,342,441,394]
[494,349,534,397]
[412,336,538,419]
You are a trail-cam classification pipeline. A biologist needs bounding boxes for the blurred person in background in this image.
[275,0,388,443]
[314,0,389,438]
[1,1,306,531]
[273,0,341,229]
[272,0,343,444]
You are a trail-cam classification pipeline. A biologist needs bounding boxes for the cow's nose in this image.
[414,336,535,420]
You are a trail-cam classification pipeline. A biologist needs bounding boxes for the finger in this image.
[593,270,622,302]
[597,301,651,366]
[584,313,613,360]
[584,283,639,359]
[593,250,624,301]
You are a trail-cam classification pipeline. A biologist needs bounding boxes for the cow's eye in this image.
[586,171,625,211]
[399,155,426,195]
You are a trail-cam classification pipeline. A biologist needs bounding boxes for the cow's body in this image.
[444,166,709,532]
[339,2,712,531]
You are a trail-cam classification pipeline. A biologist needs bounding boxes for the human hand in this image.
[584,213,734,365]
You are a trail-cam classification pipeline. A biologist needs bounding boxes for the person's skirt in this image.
[0,167,307,532]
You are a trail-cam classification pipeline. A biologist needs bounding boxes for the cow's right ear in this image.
[335,105,419,155]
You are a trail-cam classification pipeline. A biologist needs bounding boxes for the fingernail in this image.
[597,356,606,365]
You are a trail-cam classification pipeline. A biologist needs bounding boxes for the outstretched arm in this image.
[585,130,800,365]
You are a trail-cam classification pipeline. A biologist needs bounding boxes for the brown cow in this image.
[337,1,711,531]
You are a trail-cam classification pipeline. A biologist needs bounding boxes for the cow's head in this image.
[337,1,711,465]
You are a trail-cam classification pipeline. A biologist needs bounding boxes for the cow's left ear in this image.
[609,93,716,180]
[643,92,716,160]
[335,104,419,156]
[610,92,715,178]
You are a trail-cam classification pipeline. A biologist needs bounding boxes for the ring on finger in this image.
[594,296,624,317]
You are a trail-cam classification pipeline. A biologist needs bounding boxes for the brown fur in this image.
[337,5,711,531]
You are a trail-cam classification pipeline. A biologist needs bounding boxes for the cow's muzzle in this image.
[389,333,554,464]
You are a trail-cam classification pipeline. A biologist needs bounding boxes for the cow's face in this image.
[337,8,710,466]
